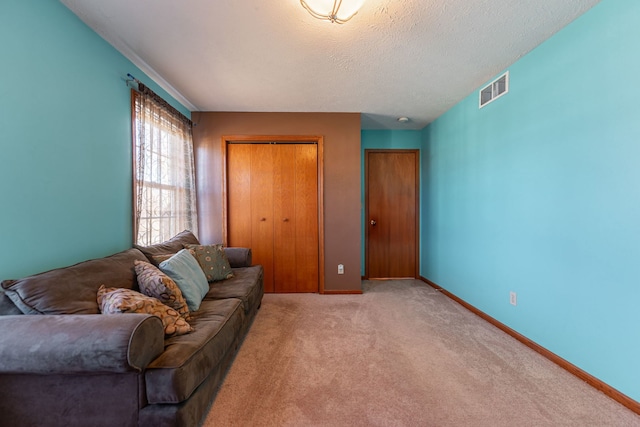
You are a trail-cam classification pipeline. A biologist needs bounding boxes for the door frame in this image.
[221,135,325,293]
[364,149,420,279]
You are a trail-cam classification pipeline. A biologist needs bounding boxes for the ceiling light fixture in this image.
[300,0,365,24]
[397,117,410,123]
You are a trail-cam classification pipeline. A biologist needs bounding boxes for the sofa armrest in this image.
[0,314,164,374]
[224,247,252,268]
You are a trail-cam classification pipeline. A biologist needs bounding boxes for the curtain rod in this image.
[126,73,192,127]
[126,73,141,85]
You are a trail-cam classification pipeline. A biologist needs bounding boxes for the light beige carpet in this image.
[203,280,640,426]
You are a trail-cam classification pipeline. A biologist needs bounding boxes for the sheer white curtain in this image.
[132,86,198,246]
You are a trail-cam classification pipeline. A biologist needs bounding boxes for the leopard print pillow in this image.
[97,285,192,337]
[134,260,190,320]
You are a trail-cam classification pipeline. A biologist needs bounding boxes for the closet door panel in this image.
[227,144,252,248]
[295,144,319,292]
[273,145,297,292]
[250,145,275,293]
[227,141,319,293]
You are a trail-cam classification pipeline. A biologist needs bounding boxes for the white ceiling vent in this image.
[479,71,509,108]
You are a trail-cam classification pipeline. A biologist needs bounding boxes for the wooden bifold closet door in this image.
[227,143,318,293]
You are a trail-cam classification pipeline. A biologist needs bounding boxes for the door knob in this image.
[260,217,266,222]
[283,218,289,222]
[370,219,377,226]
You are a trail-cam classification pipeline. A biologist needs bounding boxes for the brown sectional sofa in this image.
[0,231,264,427]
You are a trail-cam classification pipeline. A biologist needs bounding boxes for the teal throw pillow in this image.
[159,249,209,312]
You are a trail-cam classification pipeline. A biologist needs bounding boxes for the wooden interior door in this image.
[227,144,252,249]
[227,144,275,292]
[294,144,319,292]
[227,142,318,293]
[273,144,297,292]
[366,150,419,278]
[250,144,276,292]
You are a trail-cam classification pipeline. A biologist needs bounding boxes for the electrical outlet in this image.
[338,264,344,275]
[509,291,517,306]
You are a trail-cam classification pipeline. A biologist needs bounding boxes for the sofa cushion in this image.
[204,266,264,314]
[150,253,174,265]
[135,230,200,266]
[134,260,190,320]
[159,249,209,312]
[185,244,234,282]
[97,286,193,337]
[144,298,245,404]
[1,248,148,315]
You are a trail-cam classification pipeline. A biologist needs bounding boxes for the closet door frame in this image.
[221,135,325,293]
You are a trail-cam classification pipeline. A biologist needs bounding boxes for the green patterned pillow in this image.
[134,260,190,320]
[185,244,234,282]
[97,285,193,337]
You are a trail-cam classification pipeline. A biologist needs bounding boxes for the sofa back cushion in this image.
[1,248,148,315]
[134,230,200,266]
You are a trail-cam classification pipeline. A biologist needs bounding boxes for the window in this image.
[131,86,198,246]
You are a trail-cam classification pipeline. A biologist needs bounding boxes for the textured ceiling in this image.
[61,0,600,129]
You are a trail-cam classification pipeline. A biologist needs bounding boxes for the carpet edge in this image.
[419,276,640,416]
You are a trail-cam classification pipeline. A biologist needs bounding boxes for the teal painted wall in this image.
[0,0,190,279]
[361,130,422,275]
[421,0,640,401]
